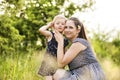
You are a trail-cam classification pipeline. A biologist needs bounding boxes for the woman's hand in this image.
[54,29,64,67]
[54,29,64,44]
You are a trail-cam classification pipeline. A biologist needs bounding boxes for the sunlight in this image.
[72,0,120,40]
[73,0,120,31]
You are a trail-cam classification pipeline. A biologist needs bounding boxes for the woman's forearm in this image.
[57,42,64,68]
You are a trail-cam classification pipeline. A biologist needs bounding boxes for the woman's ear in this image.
[77,28,80,34]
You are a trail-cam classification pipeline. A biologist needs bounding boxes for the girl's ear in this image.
[51,22,54,30]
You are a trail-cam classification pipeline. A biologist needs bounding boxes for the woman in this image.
[53,17,105,80]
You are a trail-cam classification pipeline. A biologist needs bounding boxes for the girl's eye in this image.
[56,23,59,25]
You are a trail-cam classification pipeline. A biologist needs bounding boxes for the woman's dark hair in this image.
[69,17,88,40]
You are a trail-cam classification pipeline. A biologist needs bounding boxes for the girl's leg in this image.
[45,76,53,80]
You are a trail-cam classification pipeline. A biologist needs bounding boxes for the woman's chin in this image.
[66,36,71,39]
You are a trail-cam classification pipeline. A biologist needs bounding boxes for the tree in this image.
[91,29,120,65]
[0,15,24,54]
[111,31,120,65]
[0,0,95,52]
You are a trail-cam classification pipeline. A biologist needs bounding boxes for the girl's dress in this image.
[59,38,106,80]
[38,32,69,76]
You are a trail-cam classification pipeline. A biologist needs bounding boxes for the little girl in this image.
[38,14,69,80]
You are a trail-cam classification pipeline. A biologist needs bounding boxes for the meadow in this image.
[0,50,45,80]
[0,50,120,80]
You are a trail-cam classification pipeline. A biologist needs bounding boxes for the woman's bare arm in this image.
[55,30,87,68]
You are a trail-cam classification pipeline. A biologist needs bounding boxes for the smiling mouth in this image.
[65,33,71,36]
[58,27,63,29]
[66,32,71,34]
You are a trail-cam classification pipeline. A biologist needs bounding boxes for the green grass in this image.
[100,57,120,80]
[0,50,120,80]
[0,50,45,80]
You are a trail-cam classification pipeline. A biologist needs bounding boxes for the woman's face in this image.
[64,20,79,41]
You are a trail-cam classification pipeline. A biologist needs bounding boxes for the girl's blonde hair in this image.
[52,14,67,23]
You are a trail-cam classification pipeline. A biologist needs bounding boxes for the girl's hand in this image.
[47,22,54,28]
[54,29,64,44]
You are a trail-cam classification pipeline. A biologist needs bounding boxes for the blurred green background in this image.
[0,0,120,80]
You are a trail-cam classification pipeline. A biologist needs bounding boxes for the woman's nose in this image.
[65,28,69,31]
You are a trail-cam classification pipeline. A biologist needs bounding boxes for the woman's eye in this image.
[64,26,67,28]
[69,26,73,29]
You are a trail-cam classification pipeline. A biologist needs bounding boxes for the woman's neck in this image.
[70,35,78,42]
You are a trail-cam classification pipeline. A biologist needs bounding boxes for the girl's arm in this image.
[39,22,53,39]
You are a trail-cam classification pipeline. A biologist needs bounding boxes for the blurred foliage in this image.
[111,32,120,65]
[0,15,24,54]
[0,0,95,53]
[0,0,120,79]
[0,0,120,66]
[91,30,120,65]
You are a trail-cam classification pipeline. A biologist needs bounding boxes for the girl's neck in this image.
[53,31,63,34]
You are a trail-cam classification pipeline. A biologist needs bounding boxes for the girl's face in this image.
[64,20,80,41]
[54,18,66,33]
